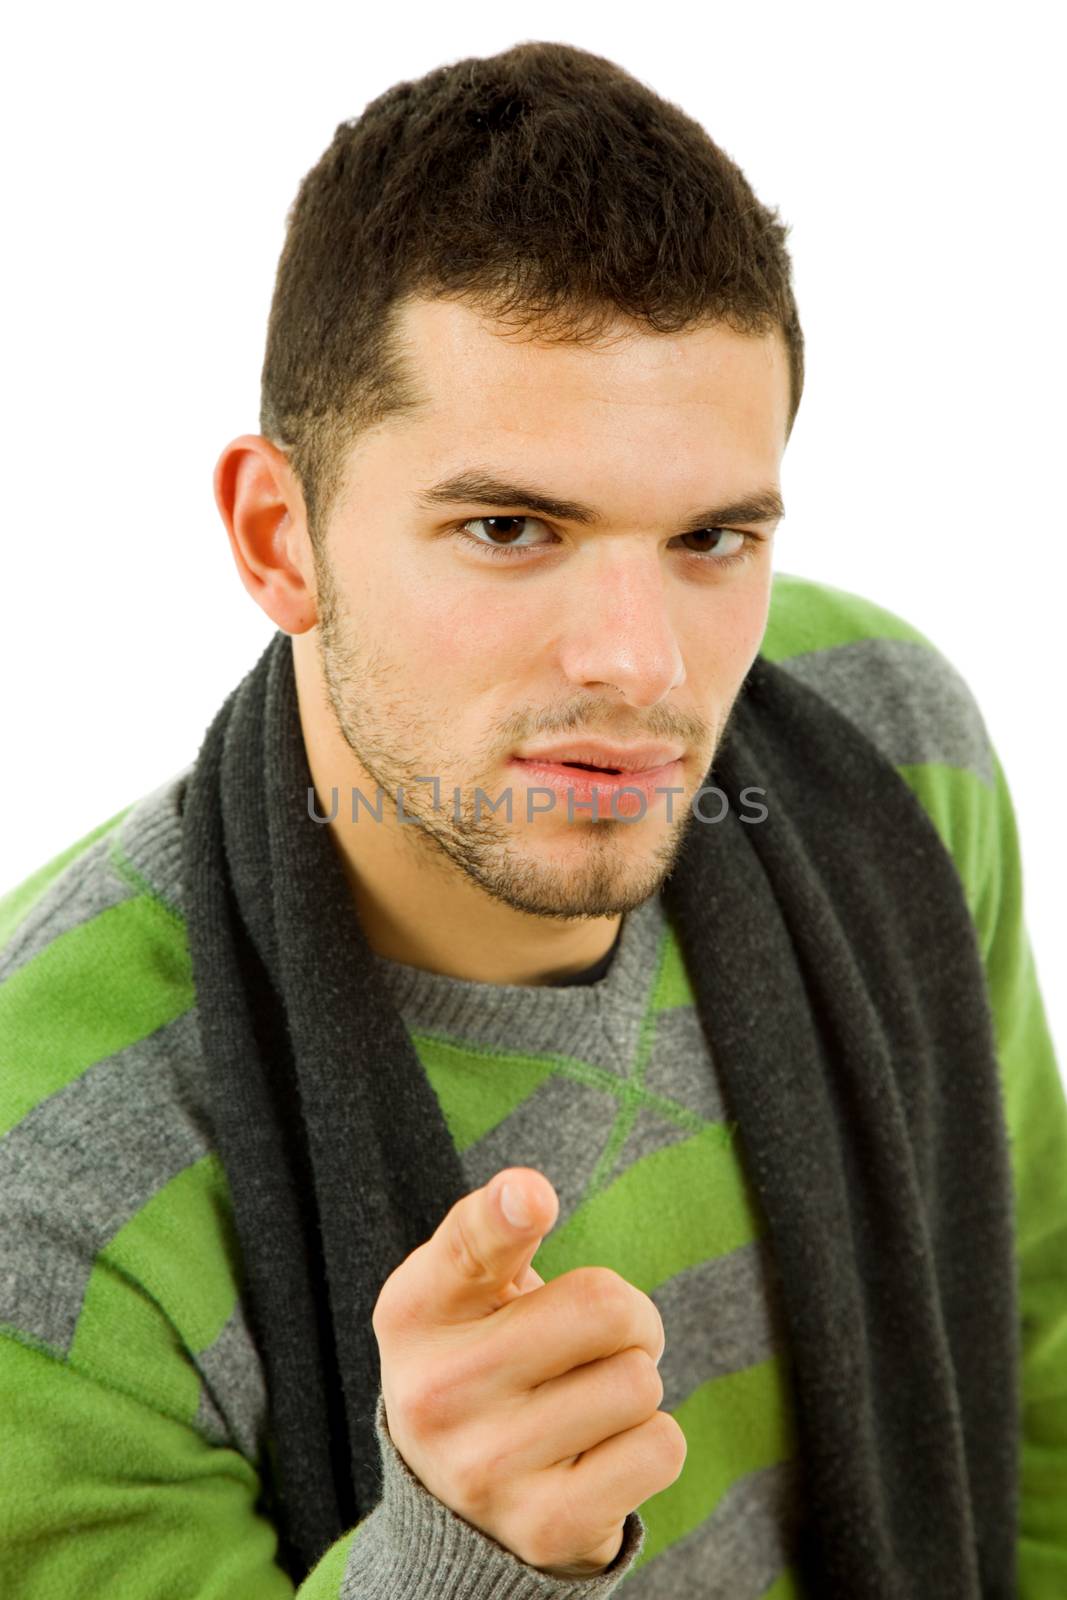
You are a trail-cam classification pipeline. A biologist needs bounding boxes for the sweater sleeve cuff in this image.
[338,1389,647,1600]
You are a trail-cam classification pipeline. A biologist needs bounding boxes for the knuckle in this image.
[372,1260,421,1340]
[651,1410,688,1472]
[573,1265,629,1317]
[523,1494,585,1570]
[393,1339,489,1440]
[371,1301,398,1348]
[449,1434,495,1515]
[624,1346,664,1409]
[370,1275,396,1338]
[446,1214,490,1284]
[399,1370,457,1436]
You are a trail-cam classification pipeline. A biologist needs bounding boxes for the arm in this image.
[980,752,1067,1597]
[900,740,1067,1597]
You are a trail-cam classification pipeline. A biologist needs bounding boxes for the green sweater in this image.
[1,572,1064,1598]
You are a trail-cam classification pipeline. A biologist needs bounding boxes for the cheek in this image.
[399,589,532,771]
[673,570,771,684]
[383,555,770,699]
[407,581,535,675]
[713,569,774,662]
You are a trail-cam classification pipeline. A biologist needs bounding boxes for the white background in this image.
[2,3,1063,1079]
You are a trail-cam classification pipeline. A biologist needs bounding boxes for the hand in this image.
[371,1167,686,1577]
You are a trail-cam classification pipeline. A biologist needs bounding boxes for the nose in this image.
[556,545,686,707]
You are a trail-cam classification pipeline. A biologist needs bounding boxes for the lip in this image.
[508,756,684,819]
[513,741,684,772]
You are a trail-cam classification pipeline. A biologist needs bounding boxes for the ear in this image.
[213,434,318,634]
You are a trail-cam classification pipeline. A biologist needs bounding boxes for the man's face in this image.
[300,293,789,923]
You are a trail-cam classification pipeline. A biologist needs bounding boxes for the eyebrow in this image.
[414,469,786,529]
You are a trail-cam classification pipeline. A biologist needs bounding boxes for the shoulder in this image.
[0,765,197,1120]
[762,572,1008,949]
[0,765,265,1464]
[762,570,994,789]
[0,764,192,976]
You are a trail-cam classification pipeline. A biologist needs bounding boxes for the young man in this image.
[1,39,1064,1600]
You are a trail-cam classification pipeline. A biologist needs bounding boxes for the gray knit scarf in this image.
[180,627,1019,1597]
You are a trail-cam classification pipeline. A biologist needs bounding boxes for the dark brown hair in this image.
[260,40,804,551]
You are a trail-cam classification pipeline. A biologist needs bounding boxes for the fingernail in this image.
[500,1182,532,1229]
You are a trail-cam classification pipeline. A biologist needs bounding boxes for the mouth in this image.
[511,743,685,774]
[507,755,684,816]
[558,761,624,775]
[510,756,680,776]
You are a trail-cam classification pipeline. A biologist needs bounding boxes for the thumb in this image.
[434,1167,558,1319]
[498,1173,555,1295]
[496,1170,555,1233]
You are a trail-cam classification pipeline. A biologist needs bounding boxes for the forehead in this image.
[328,295,790,532]
[390,293,790,444]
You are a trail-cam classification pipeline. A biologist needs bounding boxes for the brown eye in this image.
[476,516,530,547]
[457,515,553,557]
[678,528,744,557]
